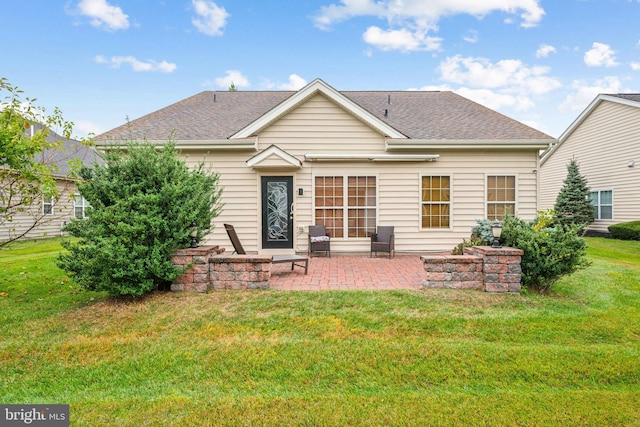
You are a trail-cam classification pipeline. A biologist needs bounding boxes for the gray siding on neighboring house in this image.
[0,131,101,243]
[540,95,640,233]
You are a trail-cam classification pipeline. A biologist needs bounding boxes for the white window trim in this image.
[312,174,379,240]
[74,194,88,219]
[43,195,54,216]
[419,174,453,231]
[589,189,614,221]
[485,173,518,219]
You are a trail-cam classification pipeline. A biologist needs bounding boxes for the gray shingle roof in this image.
[606,93,640,103]
[96,89,554,142]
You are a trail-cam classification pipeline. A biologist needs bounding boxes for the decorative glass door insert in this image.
[261,176,294,249]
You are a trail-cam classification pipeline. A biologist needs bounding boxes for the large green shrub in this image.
[608,221,640,240]
[500,215,589,293]
[57,142,223,297]
[469,212,589,293]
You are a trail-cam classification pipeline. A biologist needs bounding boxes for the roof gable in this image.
[541,93,640,164]
[231,79,407,139]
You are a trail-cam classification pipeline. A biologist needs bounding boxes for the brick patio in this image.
[269,254,428,291]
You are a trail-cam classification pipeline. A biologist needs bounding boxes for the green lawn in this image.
[1,237,639,426]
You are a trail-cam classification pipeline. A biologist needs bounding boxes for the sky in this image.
[2,0,640,139]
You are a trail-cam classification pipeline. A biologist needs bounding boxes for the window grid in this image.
[421,176,451,229]
[314,176,377,238]
[589,190,613,220]
[74,195,89,219]
[487,175,515,220]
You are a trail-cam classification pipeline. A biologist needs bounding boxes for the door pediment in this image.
[246,145,302,170]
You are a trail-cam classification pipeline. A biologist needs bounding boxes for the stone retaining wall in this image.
[209,255,271,290]
[421,246,523,293]
[170,246,223,292]
[170,247,272,292]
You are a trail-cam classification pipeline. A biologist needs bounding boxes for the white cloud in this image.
[313,0,544,52]
[315,0,545,29]
[75,0,129,31]
[362,26,441,52]
[560,76,624,112]
[438,55,561,95]
[192,0,230,36]
[277,74,308,90]
[584,42,619,67]
[214,70,250,89]
[314,0,545,52]
[536,44,556,58]
[463,30,478,44]
[94,55,177,73]
[262,74,308,90]
[631,62,640,70]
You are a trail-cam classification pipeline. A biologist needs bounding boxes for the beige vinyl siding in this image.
[196,93,540,253]
[0,179,77,242]
[540,100,640,233]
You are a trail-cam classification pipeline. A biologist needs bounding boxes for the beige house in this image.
[96,79,554,253]
[540,94,640,235]
[1,128,100,243]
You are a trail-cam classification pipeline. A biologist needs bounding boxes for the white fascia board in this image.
[231,79,407,139]
[247,145,302,168]
[94,138,258,151]
[386,138,554,151]
[304,153,439,162]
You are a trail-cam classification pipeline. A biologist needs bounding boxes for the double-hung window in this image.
[314,176,377,238]
[487,175,515,220]
[589,190,613,220]
[74,195,89,219]
[42,195,53,215]
[421,176,450,229]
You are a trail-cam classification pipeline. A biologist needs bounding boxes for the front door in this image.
[261,176,294,249]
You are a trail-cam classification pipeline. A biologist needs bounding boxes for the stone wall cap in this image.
[210,254,273,263]
[464,246,524,256]
[174,245,224,256]
[421,254,482,263]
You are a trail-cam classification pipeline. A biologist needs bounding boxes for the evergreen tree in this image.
[553,159,594,228]
[58,141,223,297]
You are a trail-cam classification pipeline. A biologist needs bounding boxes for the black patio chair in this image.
[308,224,331,257]
[370,225,395,258]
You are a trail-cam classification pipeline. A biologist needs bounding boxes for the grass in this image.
[0,237,639,426]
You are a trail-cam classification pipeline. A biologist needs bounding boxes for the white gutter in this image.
[304,154,439,162]
[385,138,554,150]
[94,138,258,151]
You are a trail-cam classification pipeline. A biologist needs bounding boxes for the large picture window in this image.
[421,176,450,229]
[589,190,613,220]
[487,175,515,220]
[314,176,377,238]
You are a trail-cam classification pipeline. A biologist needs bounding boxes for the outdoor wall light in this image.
[189,220,198,248]
[491,220,503,248]
[298,188,304,196]
[628,160,635,168]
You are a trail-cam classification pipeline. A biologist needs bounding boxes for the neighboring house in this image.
[539,94,640,235]
[0,124,101,243]
[95,79,554,253]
